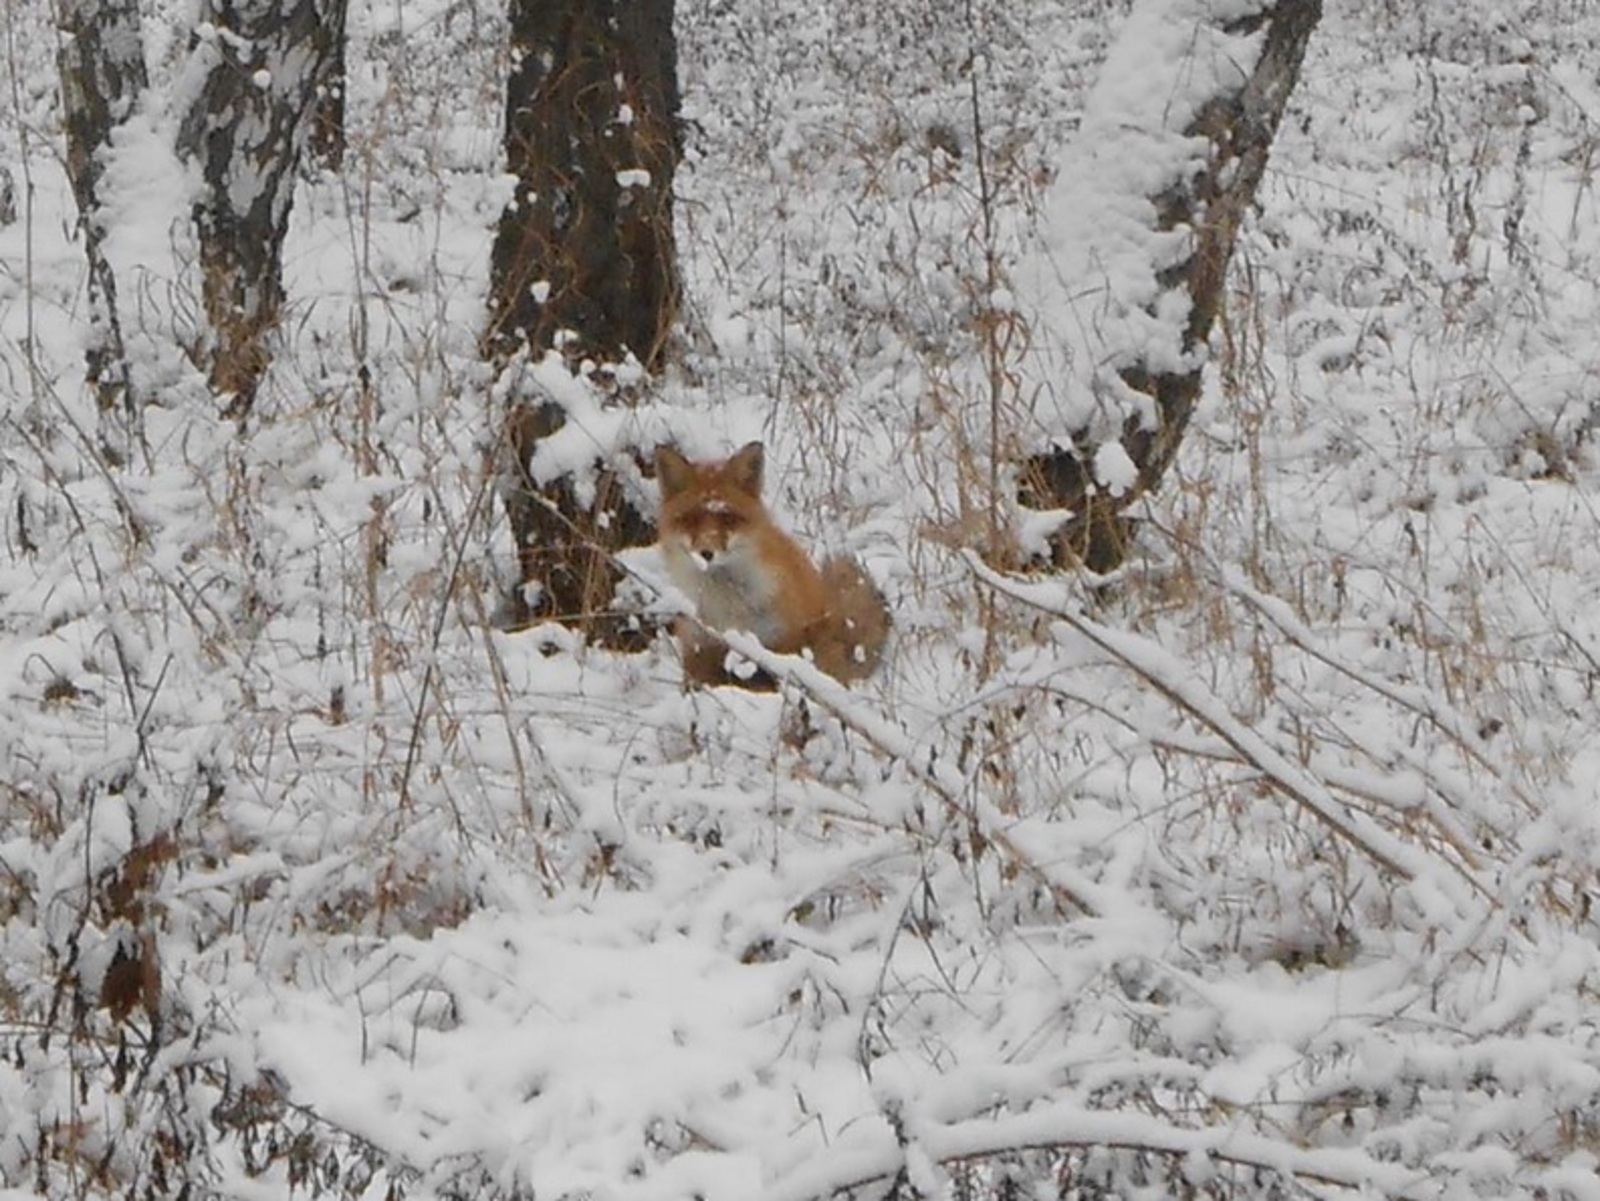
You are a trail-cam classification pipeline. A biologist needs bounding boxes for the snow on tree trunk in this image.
[1017,0,1322,570]
[57,0,149,456]
[487,0,680,643]
[177,0,345,420]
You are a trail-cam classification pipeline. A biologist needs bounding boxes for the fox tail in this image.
[816,555,891,682]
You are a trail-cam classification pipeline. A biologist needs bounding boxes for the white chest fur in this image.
[663,541,786,646]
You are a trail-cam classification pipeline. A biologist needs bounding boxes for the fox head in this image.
[655,441,767,571]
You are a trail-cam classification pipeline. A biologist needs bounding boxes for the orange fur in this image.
[656,442,889,687]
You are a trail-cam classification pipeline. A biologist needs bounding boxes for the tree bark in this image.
[487,0,681,643]
[307,0,348,171]
[485,0,680,371]
[1019,0,1322,571]
[57,0,149,455]
[177,0,346,420]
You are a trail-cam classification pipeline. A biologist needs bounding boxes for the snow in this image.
[6,0,1600,1197]
[1092,438,1138,496]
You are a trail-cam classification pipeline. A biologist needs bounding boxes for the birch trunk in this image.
[57,0,148,456]
[177,0,346,419]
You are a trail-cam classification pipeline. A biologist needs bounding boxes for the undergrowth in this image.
[3,0,1600,1198]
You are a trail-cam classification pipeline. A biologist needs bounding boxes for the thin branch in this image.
[964,553,1497,917]
[763,1099,1432,1201]
[717,628,1111,920]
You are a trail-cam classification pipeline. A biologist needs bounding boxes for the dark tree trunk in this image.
[177,0,346,420]
[500,403,656,645]
[307,0,349,171]
[488,0,681,643]
[57,0,149,455]
[1019,0,1322,571]
[485,0,680,370]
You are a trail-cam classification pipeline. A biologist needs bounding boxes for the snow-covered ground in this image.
[4,0,1600,1197]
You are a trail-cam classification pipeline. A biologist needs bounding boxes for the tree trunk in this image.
[177,0,346,420]
[307,0,349,171]
[487,0,681,643]
[1018,0,1322,571]
[57,0,149,457]
[485,0,680,371]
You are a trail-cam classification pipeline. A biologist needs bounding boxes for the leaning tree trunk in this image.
[177,0,346,420]
[1017,0,1322,571]
[57,0,149,459]
[487,0,680,642]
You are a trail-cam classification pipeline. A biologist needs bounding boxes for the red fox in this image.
[655,441,890,687]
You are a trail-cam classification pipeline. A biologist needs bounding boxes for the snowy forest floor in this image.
[5,1,1600,1198]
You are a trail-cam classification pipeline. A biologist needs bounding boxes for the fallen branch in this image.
[964,553,1497,919]
[718,629,1111,920]
[763,1098,1430,1201]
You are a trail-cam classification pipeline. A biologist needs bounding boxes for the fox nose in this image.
[695,549,716,566]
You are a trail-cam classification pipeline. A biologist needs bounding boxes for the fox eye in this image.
[692,508,741,537]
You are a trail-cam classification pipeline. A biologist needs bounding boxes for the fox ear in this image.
[656,445,692,499]
[727,441,765,496]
